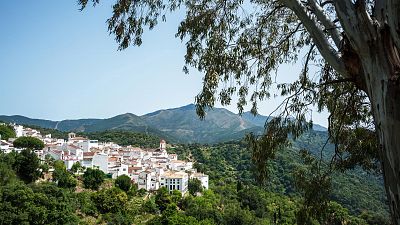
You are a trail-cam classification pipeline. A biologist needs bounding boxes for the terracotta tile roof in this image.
[108,157,118,162]
[68,144,80,149]
[83,152,95,157]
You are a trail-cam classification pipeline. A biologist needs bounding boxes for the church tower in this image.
[160,139,166,151]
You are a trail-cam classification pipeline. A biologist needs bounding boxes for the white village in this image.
[0,123,208,195]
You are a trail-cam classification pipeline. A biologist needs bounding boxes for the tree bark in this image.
[360,27,400,224]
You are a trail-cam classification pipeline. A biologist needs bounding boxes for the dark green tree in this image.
[115,174,132,192]
[53,160,77,189]
[143,197,159,214]
[83,168,105,190]
[70,161,83,173]
[76,191,98,216]
[155,187,172,212]
[79,1,400,223]
[0,124,16,140]
[183,190,223,224]
[0,162,17,186]
[188,178,203,195]
[223,203,256,225]
[13,136,44,150]
[0,182,79,224]
[92,187,128,214]
[14,149,41,183]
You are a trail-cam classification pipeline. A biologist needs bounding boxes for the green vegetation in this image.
[13,136,45,150]
[14,149,42,183]
[70,161,83,173]
[0,124,16,140]
[115,174,132,192]
[168,138,390,224]
[83,168,105,190]
[78,0,400,222]
[188,178,203,195]
[53,160,77,189]
[85,130,162,148]
[0,128,390,224]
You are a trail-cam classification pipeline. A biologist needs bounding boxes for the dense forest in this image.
[0,126,390,224]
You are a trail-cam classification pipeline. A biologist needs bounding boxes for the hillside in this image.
[169,139,389,222]
[0,104,327,143]
[142,104,256,143]
[7,123,389,223]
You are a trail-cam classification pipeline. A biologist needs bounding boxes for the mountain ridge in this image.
[0,104,327,143]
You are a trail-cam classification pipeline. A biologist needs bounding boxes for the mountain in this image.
[0,115,58,129]
[142,104,256,143]
[241,111,271,127]
[0,104,327,143]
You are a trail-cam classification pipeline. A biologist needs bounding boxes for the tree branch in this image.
[318,78,354,86]
[334,0,377,52]
[308,0,341,48]
[284,0,349,78]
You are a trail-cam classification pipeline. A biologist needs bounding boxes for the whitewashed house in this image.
[160,171,189,194]
[92,153,108,173]
[190,173,209,190]
[0,140,13,153]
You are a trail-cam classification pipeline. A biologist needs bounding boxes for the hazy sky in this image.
[0,1,329,126]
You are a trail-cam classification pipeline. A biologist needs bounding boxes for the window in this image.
[177,185,180,190]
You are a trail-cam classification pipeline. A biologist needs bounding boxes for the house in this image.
[160,171,189,195]
[138,170,152,190]
[169,160,193,171]
[92,153,108,173]
[67,144,83,161]
[0,140,13,153]
[110,163,129,179]
[14,125,23,137]
[190,173,209,190]
[82,152,95,168]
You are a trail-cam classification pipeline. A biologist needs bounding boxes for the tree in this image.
[53,160,77,189]
[83,168,105,190]
[0,162,17,186]
[13,136,44,150]
[0,182,79,224]
[0,124,16,140]
[155,187,172,212]
[14,149,41,183]
[115,174,132,192]
[188,178,203,195]
[70,161,83,174]
[92,187,128,214]
[79,1,400,223]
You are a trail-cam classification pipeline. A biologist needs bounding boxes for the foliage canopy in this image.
[13,136,45,150]
[0,124,16,140]
[78,0,400,222]
[83,168,105,190]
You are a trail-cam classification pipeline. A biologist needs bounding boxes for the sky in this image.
[0,1,329,127]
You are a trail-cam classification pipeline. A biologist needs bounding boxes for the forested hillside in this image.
[168,139,389,223]
[0,125,389,224]
[0,146,386,225]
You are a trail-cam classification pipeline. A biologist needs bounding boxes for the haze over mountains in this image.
[0,104,326,143]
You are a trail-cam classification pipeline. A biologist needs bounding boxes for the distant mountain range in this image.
[0,104,327,143]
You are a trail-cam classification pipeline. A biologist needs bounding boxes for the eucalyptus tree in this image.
[79,0,400,222]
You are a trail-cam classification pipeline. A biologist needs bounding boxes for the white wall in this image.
[92,153,108,174]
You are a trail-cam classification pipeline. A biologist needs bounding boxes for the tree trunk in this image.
[370,72,400,224]
[360,31,400,224]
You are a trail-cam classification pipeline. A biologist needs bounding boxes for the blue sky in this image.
[0,1,328,126]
